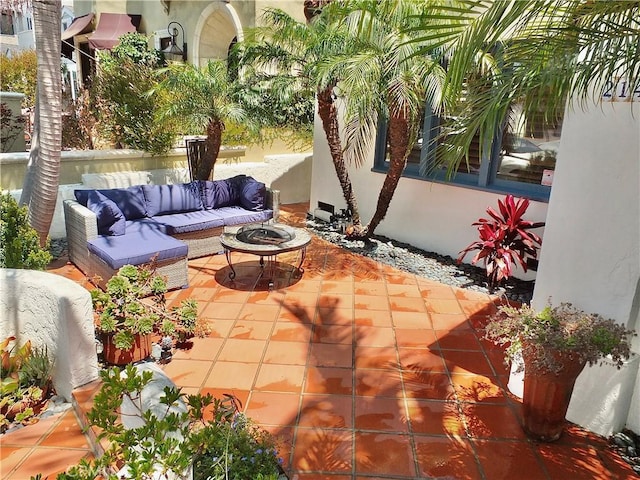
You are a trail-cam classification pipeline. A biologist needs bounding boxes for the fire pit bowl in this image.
[236,225,295,245]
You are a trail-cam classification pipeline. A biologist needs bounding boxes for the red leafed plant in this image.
[458,195,545,288]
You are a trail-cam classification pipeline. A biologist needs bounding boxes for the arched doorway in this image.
[193,2,243,66]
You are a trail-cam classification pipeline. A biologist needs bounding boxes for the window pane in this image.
[496,106,562,186]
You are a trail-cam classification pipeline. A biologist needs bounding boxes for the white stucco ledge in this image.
[0,269,99,400]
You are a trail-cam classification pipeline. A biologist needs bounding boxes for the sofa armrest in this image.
[265,188,280,222]
[63,199,98,276]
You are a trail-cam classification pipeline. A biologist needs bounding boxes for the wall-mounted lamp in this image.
[163,21,187,62]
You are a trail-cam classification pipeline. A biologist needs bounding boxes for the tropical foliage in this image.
[154,60,257,180]
[457,195,544,288]
[239,6,363,226]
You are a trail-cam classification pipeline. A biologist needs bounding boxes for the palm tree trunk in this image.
[20,0,62,247]
[363,111,411,238]
[197,119,223,180]
[317,86,362,230]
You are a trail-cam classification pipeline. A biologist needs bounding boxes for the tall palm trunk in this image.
[316,85,362,229]
[20,0,62,247]
[363,110,411,238]
[197,119,223,180]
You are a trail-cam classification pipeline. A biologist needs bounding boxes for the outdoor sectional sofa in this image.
[63,175,280,290]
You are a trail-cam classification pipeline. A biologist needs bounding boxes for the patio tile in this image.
[304,366,353,395]
[391,310,431,328]
[33,203,627,480]
[395,327,438,348]
[353,294,390,311]
[353,309,393,327]
[299,394,353,428]
[263,340,310,365]
[414,435,483,480]
[398,347,447,373]
[245,391,300,426]
[355,432,415,477]
[204,361,259,390]
[239,303,281,321]
[472,439,548,480]
[354,368,404,397]
[309,343,353,368]
[406,399,466,436]
[218,338,266,362]
[271,322,313,342]
[354,396,409,432]
[460,403,526,440]
[316,307,353,326]
[354,346,398,370]
[293,428,353,473]
[354,326,395,347]
[255,364,306,393]
[435,329,483,351]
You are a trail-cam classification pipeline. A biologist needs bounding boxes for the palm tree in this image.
[410,0,639,173]
[319,0,446,238]
[19,0,62,246]
[238,6,364,229]
[154,60,254,181]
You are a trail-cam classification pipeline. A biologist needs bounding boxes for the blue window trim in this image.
[373,107,553,203]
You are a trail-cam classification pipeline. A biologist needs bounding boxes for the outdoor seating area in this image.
[0,203,634,480]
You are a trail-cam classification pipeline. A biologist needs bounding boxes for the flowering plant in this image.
[485,303,635,374]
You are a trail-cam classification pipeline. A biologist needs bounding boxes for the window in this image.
[373,101,562,201]
[1,13,15,35]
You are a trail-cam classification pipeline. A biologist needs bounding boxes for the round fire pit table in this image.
[220,223,311,288]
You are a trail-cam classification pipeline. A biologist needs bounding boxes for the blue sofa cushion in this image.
[87,229,188,270]
[75,186,147,220]
[200,175,247,209]
[240,177,266,211]
[151,210,225,235]
[86,190,126,236]
[207,206,273,226]
[142,183,203,217]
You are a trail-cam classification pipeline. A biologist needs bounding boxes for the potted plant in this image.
[91,264,208,365]
[55,365,288,480]
[485,303,635,441]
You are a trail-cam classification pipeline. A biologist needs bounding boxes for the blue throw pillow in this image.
[142,182,203,217]
[86,190,126,236]
[240,177,266,211]
[200,175,246,209]
[75,186,147,220]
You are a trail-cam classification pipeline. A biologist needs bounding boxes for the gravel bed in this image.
[305,219,535,304]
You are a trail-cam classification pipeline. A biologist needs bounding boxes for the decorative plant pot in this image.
[101,333,152,365]
[522,350,586,442]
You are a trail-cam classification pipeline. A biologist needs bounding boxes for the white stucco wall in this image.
[532,99,639,435]
[0,269,99,400]
[309,110,548,280]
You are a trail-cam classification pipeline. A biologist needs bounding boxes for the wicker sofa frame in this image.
[63,188,280,290]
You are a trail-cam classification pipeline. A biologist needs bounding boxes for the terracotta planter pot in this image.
[522,350,586,442]
[101,333,152,365]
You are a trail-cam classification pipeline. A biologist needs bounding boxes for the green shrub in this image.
[0,193,52,269]
[94,33,176,154]
[0,49,37,109]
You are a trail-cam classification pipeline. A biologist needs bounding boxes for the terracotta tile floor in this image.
[1,203,635,479]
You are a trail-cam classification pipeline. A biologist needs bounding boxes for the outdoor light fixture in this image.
[163,21,187,62]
